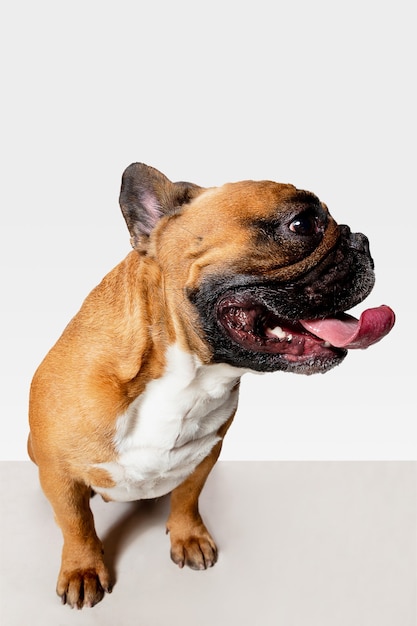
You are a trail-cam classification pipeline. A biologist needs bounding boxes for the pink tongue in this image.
[300,305,395,349]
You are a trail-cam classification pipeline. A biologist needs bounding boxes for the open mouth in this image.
[217,295,395,364]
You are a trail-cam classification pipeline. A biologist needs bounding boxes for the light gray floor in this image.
[1,461,416,626]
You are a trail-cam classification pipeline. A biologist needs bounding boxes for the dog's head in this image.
[120,163,395,374]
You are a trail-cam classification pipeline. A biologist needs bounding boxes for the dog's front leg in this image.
[166,414,234,570]
[39,467,112,609]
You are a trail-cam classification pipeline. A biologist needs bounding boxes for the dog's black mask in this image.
[189,225,378,374]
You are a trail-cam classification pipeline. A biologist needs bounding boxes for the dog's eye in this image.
[289,212,319,236]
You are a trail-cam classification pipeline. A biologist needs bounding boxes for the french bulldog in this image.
[28,163,395,608]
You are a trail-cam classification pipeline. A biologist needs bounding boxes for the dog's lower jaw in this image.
[210,327,347,375]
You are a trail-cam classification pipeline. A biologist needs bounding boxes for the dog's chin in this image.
[215,295,347,374]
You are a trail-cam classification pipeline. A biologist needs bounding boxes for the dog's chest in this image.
[92,344,243,501]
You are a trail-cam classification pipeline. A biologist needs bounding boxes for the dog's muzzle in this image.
[189,225,395,374]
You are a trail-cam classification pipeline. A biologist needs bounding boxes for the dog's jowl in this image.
[28,163,395,608]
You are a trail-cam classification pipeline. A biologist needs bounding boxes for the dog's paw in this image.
[169,524,218,570]
[57,566,112,609]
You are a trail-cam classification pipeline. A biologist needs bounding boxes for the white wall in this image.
[1,1,414,461]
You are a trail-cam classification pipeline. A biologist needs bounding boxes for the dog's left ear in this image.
[119,163,203,249]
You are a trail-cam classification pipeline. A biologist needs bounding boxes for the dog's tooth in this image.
[287,334,293,342]
[323,341,331,348]
[268,326,286,340]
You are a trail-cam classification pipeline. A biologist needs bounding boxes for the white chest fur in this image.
[92,344,245,501]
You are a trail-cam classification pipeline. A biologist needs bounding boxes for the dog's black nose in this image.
[339,225,374,268]
[350,231,371,255]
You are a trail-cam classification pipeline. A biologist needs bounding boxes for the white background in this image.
[1,1,415,461]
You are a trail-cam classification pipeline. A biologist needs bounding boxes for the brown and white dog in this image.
[28,163,395,608]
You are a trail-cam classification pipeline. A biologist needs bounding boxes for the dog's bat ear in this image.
[119,163,203,249]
